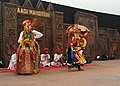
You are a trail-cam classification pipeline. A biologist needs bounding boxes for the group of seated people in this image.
[8,47,67,70]
[40,47,67,67]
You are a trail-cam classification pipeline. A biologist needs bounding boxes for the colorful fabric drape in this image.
[16,31,40,74]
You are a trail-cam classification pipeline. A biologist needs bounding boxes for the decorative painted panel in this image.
[36,0,45,11]
[98,28,120,59]
[44,28,52,53]
[9,0,20,5]
[98,29,109,55]
[47,2,54,11]
[74,11,98,60]
[63,24,70,54]
[0,2,3,66]
[108,29,119,59]
[55,12,64,53]
[22,0,33,8]
[3,3,17,67]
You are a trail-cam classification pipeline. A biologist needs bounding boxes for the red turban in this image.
[44,48,49,51]
[55,48,61,55]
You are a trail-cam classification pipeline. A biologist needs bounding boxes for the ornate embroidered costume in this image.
[66,24,90,71]
[16,20,43,74]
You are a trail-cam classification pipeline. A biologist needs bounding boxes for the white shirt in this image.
[41,54,50,62]
[18,30,43,43]
[54,53,63,62]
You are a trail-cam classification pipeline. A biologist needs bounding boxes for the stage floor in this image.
[0,60,120,86]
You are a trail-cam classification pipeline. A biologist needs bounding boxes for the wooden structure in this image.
[98,28,119,59]
[0,0,64,67]
[0,0,120,67]
[74,11,98,60]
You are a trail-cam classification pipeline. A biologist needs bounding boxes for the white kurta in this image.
[18,30,43,43]
[51,53,63,66]
[40,54,51,67]
[54,53,63,62]
[7,53,17,70]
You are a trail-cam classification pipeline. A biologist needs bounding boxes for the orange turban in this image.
[22,20,31,26]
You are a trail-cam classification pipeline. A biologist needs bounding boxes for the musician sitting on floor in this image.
[51,47,63,66]
[40,48,51,67]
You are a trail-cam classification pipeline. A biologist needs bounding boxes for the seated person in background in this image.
[40,48,51,67]
[7,49,17,70]
[60,54,68,66]
[51,47,63,66]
